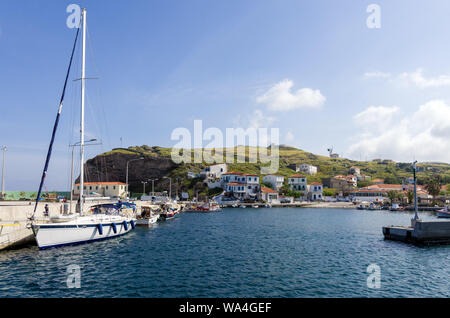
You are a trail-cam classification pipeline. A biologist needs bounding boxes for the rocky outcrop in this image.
[81,151,178,193]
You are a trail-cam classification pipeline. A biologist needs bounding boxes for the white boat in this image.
[136,206,160,226]
[33,214,136,249]
[30,8,135,249]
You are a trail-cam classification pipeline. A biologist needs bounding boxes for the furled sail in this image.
[32,28,80,217]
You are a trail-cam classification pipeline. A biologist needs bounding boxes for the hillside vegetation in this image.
[92,145,450,193]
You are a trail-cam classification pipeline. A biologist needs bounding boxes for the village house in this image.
[201,163,228,188]
[322,175,357,191]
[201,163,227,180]
[262,175,285,191]
[223,173,260,200]
[351,183,431,203]
[220,171,244,186]
[307,182,323,201]
[351,189,388,202]
[287,163,318,175]
[73,182,127,199]
[288,174,307,192]
[261,187,279,203]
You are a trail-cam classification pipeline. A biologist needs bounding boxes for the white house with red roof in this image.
[261,186,279,203]
[220,171,244,186]
[222,172,260,200]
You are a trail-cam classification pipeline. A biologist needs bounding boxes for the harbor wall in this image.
[0,202,75,221]
[413,220,450,241]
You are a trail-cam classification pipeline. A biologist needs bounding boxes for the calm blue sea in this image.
[0,208,449,297]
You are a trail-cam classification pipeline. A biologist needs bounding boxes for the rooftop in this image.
[261,186,278,193]
[75,182,126,186]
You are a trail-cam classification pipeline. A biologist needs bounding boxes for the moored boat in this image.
[437,206,450,218]
[29,8,136,249]
[136,206,159,226]
[33,204,136,249]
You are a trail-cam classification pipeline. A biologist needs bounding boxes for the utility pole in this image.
[1,146,6,199]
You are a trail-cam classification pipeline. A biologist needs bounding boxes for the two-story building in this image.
[201,163,227,180]
[262,175,284,191]
[288,175,307,192]
[223,173,260,200]
[288,163,318,175]
[307,182,323,201]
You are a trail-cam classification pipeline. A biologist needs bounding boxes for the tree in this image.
[406,190,414,204]
[387,191,398,204]
[262,182,274,190]
[425,176,441,201]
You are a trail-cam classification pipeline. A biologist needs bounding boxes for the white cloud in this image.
[256,79,325,111]
[397,68,450,88]
[353,105,400,129]
[364,71,391,79]
[248,109,275,129]
[348,100,450,163]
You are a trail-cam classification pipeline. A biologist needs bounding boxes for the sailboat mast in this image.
[413,160,418,220]
[79,8,87,215]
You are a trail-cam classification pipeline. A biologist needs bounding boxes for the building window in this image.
[113,186,116,190]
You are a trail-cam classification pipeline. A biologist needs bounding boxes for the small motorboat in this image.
[136,206,159,226]
[389,203,405,211]
[437,206,450,218]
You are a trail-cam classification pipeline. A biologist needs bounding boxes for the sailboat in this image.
[30,8,136,249]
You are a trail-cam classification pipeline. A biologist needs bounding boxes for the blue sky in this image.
[1,0,450,190]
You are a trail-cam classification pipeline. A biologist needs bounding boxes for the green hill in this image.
[85,145,450,196]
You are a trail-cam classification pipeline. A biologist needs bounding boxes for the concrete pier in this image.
[0,222,34,250]
[0,201,65,250]
[383,219,450,245]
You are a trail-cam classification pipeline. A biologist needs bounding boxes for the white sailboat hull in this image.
[32,215,136,249]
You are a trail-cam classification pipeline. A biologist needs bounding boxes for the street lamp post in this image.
[141,181,148,196]
[149,178,158,196]
[126,157,144,198]
[1,146,6,199]
[164,176,172,200]
[69,139,98,214]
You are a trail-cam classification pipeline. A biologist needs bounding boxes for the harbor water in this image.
[0,207,449,297]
